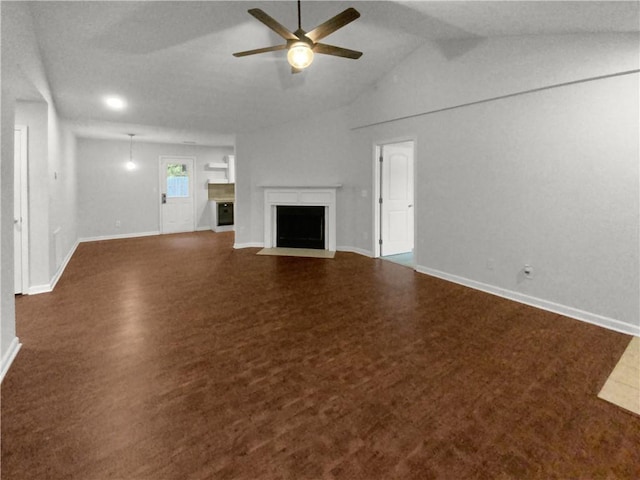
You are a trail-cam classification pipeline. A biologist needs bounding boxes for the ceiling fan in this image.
[233,0,362,73]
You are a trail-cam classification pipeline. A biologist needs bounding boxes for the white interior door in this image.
[160,156,195,234]
[14,126,29,294]
[380,141,414,256]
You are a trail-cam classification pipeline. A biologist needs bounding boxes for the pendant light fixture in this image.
[126,133,136,170]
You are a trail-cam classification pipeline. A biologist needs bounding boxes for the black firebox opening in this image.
[276,206,325,249]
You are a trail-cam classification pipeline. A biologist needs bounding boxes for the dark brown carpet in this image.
[2,232,639,479]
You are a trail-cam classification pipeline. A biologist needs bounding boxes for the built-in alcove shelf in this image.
[205,155,235,184]
[206,162,228,169]
[262,185,340,251]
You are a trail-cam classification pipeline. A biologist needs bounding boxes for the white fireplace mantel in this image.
[262,185,341,251]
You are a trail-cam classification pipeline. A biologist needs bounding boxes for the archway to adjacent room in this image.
[374,140,415,267]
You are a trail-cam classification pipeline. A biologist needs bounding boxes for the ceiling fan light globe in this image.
[287,43,314,69]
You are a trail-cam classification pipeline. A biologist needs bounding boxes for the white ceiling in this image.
[25,1,640,146]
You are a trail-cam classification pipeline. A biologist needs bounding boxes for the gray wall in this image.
[0,85,17,371]
[235,107,365,250]
[77,138,234,239]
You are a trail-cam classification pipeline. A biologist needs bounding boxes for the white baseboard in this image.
[28,283,53,295]
[234,242,264,249]
[0,337,22,383]
[337,246,374,258]
[79,231,161,243]
[416,266,640,338]
[29,232,161,295]
[213,226,234,233]
[50,239,79,291]
[28,239,80,295]
[196,226,212,232]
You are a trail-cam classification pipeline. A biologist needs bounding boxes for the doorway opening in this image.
[374,140,415,267]
[14,125,29,294]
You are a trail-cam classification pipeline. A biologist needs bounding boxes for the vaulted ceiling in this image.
[24,1,640,146]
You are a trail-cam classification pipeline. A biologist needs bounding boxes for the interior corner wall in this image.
[77,138,233,239]
[47,115,78,279]
[0,89,18,368]
[50,122,79,275]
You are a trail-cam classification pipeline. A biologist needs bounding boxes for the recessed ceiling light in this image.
[104,96,126,110]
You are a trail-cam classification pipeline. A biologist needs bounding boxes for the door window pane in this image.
[166,163,189,198]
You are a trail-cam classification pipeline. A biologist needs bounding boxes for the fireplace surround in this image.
[262,186,340,251]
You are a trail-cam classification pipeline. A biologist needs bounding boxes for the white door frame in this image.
[373,138,416,259]
[158,156,197,234]
[14,125,30,294]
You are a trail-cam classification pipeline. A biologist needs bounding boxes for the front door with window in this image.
[160,156,195,234]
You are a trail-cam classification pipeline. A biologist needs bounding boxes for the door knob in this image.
[161,193,167,204]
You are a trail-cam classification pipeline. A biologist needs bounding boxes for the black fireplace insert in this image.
[276,206,325,249]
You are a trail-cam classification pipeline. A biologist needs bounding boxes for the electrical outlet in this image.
[523,264,534,279]
[115,220,121,228]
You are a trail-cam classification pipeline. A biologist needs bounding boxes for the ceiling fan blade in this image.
[248,9,298,41]
[306,8,360,43]
[233,44,288,57]
[313,43,363,59]
[291,66,303,74]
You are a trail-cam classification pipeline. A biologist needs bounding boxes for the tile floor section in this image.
[598,336,640,416]
[381,252,414,268]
